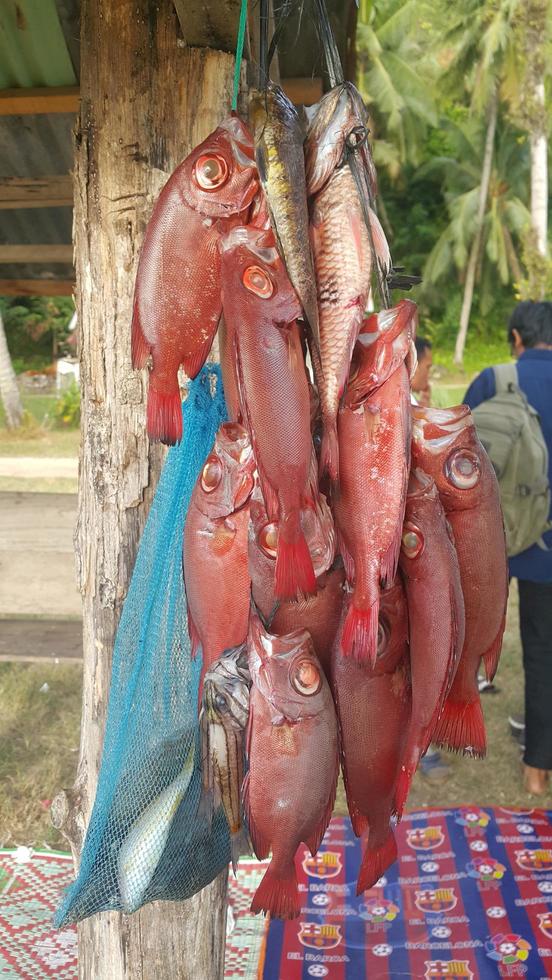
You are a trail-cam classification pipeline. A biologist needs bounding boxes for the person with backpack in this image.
[464,301,552,797]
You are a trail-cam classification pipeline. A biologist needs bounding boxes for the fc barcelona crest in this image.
[302,851,342,879]
[424,960,473,978]
[415,888,457,915]
[407,826,445,851]
[298,922,343,950]
[538,912,552,939]
[515,848,552,873]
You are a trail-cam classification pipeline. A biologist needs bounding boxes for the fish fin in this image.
[380,524,403,588]
[394,766,414,818]
[433,697,486,758]
[482,615,506,682]
[340,598,379,664]
[319,418,339,483]
[230,825,251,875]
[274,513,316,600]
[187,609,201,661]
[336,530,355,584]
[305,758,338,856]
[356,829,397,895]
[146,386,183,445]
[131,303,150,369]
[340,754,369,836]
[250,858,300,920]
[183,316,219,380]
[368,207,392,276]
[241,771,270,860]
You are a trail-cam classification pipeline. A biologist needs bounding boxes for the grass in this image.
[0,662,82,849]
[0,392,79,459]
[1,584,546,852]
[0,477,78,493]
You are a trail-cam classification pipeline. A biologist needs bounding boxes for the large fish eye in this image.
[258,522,278,559]
[445,449,481,490]
[193,154,229,190]
[242,265,274,299]
[402,523,424,559]
[291,659,322,697]
[201,454,222,493]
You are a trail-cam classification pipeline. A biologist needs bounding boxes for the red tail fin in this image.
[319,417,339,483]
[275,517,316,600]
[131,306,150,369]
[356,831,397,895]
[482,616,506,681]
[340,598,379,664]
[250,858,299,919]
[147,387,182,445]
[433,697,486,758]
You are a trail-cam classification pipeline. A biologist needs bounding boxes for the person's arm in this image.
[463,367,496,410]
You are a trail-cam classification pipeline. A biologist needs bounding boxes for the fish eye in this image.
[193,153,229,190]
[258,522,278,559]
[445,449,480,490]
[402,523,424,559]
[214,692,228,712]
[376,619,389,658]
[291,659,322,697]
[201,454,222,492]
[242,265,274,299]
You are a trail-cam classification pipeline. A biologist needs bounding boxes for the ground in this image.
[0,385,549,855]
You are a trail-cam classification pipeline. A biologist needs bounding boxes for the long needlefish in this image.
[200,645,251,870]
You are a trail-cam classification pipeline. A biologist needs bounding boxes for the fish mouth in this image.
[407,467,436,499]
[412,404,473,452]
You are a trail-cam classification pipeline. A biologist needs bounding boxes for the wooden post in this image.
[69,1,235,976]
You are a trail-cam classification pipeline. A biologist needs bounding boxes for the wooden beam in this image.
[0,279,74,297]
[0,177,73,210]
[172,0,241,52]
[0,245,73,264]
[0,86,79,116]
[282,77,323,106]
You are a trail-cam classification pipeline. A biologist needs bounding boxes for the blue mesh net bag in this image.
[55,364,230,927]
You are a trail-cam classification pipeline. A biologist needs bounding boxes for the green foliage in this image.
[52,383,80,429]
[0,296,75,373]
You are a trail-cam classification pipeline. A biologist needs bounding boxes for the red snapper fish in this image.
[270,566,345,681]
[334,361,411,663]
[411,405,508,756]
[331,581,410,893]
[306,84,391,480]
[220,225,316,600]
[183,422,255,697]
[131,117,258,444]
[245,616,339,919]
[396,469,465,813]
[346,299,418,409]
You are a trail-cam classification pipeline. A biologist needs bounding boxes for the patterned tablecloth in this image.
[2,807,552,979]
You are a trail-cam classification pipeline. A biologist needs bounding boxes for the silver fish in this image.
[200,645,251,870]
[117,742,194,912]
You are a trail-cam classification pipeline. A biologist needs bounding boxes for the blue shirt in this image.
[464,348,552,583]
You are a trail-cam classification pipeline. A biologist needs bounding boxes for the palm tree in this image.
[0,310,23,429]
[421,116,530,319]
[356,0,438,177]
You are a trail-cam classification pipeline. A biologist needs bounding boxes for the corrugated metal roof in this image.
[0,1,78,290]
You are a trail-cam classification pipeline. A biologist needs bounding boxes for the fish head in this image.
[247,614,328,724]
[411,404,489,512]
[347,300,418,407]
[179,116,259,219]
[195,422,256,519]
[400,468,443,569]
[202,644,251,731]
[376,579,409,675]
[249,83,301,148]
[219,225,303,325]
[305,82,375,196]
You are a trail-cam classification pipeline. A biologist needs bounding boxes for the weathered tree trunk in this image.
[454,91,498,366]
[70,2,235,976]
[0,310,23,429]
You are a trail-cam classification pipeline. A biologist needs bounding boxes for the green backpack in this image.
[471,362,551,557]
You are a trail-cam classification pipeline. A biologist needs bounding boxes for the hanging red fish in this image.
[132,118,258,444]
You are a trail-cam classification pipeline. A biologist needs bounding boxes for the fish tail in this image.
[319,417,339,483]
[250,857,300,920]
[275,512,316,600]
[482,615,506,682]
[230,825,251,876]
[433,696,487,758]
[131,303,150,369]
[356,830,397,895]
[340,598,379,664]
[147,385,182,445]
